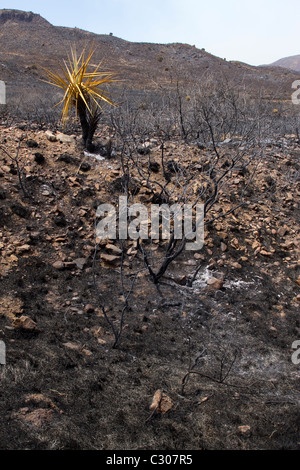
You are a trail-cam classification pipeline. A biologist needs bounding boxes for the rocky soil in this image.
[0,120,299,450]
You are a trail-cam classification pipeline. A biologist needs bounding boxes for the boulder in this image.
[56,132,75,144]
[45,130,57,142]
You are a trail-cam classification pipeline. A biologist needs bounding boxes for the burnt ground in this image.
[0,122,299,450]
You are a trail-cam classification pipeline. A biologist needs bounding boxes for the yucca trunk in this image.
[77,98,100,152]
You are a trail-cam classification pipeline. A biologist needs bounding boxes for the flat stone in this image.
[73,258,87,270]
[100,253,120,265]
[105,243,122,255]
[15,244,31,255]
[260,250,273,256]
[52,260,65,270]
[56,132,75,143]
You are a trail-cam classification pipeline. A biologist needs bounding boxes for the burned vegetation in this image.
[0,63,300,450]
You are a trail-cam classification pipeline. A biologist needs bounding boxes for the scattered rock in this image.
[105,243,123,256]
[194,253,205,260]
[149,389,175,414]
[100,253,120,266]
[214,290,225,300]
[231,262,242,269]
[73,258,87,270]
[63,342,92,356]
[52,260,65,270]
[12,315,39,331]
[126,246,138,256]
[15,244,31,255]
[0,296,23,321]
[63,341,81,351]
[238,425,251,436]
[206,278,224,290]
[278,227,288,237]
[45,130,57,142]
[218,231,228,240]
[56,132,75,144]
[260,249,273,256]
[220,242,227,252]
[252,240,261,250]
[230,237,240,249]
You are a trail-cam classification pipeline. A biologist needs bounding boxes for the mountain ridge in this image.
[0,8,52,26]
[0,8,299,107]
[269,54,300,73]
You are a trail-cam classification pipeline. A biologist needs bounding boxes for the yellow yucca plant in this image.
[43,46,116,151]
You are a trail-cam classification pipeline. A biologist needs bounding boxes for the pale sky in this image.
[2,0,300,66]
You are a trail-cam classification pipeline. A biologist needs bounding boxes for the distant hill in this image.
[0,8,299,108]
[269,54,300,73]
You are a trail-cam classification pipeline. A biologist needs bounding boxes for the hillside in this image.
[270,54,300,73]
[0,116,300,451]
[0,8,299,109]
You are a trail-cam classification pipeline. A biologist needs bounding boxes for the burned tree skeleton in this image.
[92,80,267,346]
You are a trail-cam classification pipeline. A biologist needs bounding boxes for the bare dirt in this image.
[0,120,299,450]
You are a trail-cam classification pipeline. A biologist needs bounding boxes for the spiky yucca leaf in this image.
[43,46,116,125]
